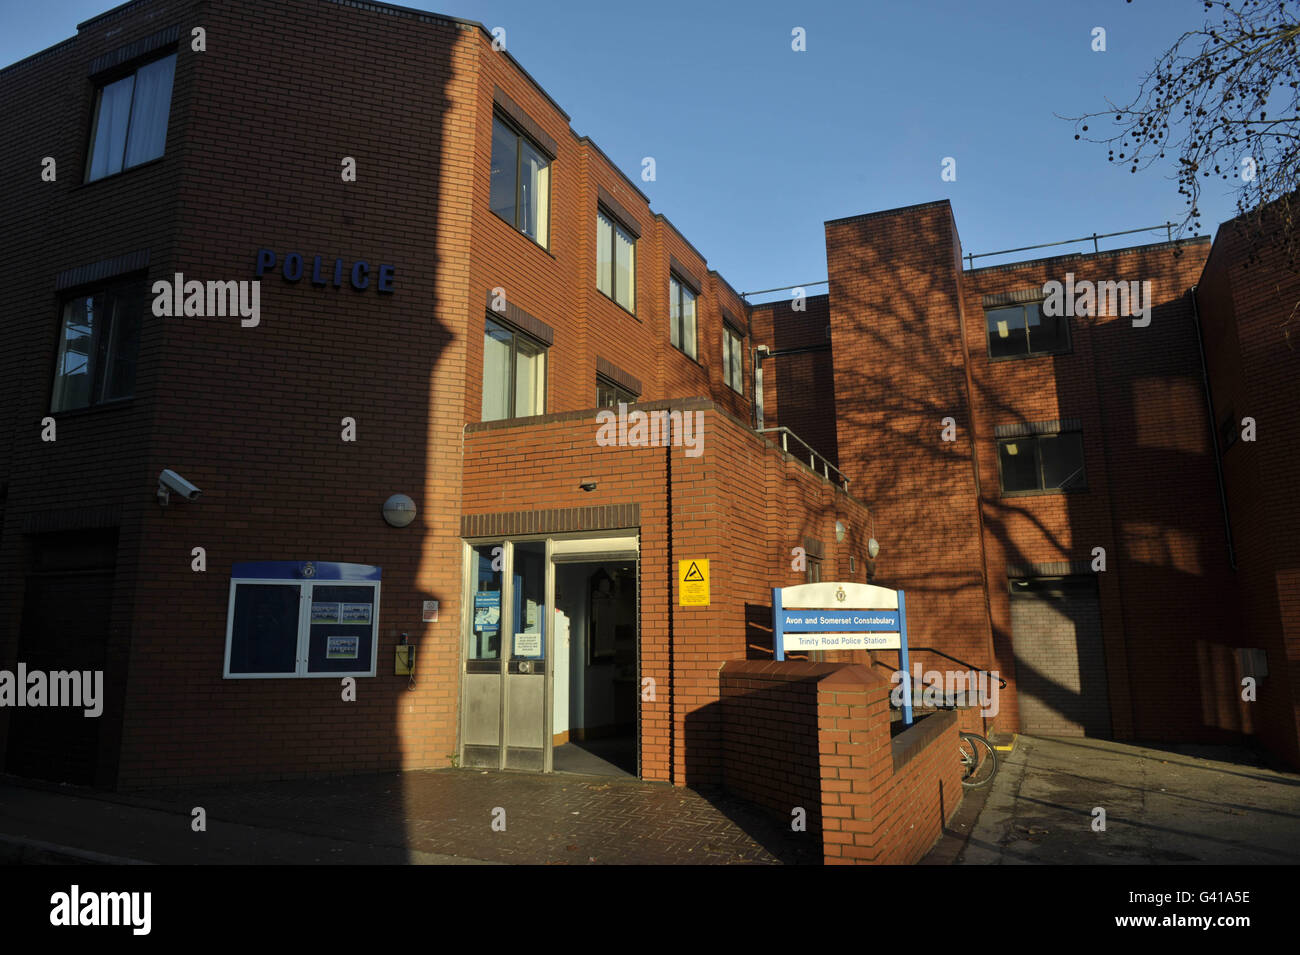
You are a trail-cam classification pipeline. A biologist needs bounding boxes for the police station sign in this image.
[773,581,915,723]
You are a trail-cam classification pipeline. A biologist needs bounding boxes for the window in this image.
[51,279,146,412]
[723,325,744,394]
[86,53,177,182]
[482,316,547,421]
[806,555,822,584]
[669,275,697,360]
[490,116,550,246]
[470,543,503,660]
[997,432,1087,494]
[986,302,1069,359]
[597,375,636,408]
[596,209,636,312]
[224,564,381,678]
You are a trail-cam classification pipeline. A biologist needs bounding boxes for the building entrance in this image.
[458,533,638,774]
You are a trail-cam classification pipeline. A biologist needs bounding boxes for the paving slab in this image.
[0,768,819,865]
[958,736,1300,865]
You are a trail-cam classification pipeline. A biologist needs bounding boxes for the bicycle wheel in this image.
[957,734,980,782]
[958,733,998,788]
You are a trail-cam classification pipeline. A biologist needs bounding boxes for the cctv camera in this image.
[755,344,770,355]
[158,468,202,505]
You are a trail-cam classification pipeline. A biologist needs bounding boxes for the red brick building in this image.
[759,201,1297,768]
[0,0,866,789]
[1,0,1295,799]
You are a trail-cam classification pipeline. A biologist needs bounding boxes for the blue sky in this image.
[4,0,1239,299]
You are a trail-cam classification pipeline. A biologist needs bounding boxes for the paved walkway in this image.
[0,769,819,865]
[958,736,1300,864]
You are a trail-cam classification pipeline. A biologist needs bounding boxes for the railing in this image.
[963,222,1184,270]
[906,647,1008,690]
[755,426,849,491]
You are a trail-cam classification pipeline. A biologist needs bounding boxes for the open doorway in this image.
[552,560,637,776]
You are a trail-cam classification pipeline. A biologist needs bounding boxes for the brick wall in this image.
[0,0,773,787]
[963,241,1238,744]
[825,202,995,720]
[749,293,839,466]
[1197,207,1300,768]
[463,402,872,785]
[720,660,962,864]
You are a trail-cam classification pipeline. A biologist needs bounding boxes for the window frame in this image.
[223,577,381,679]
[482,314,548,421]
[84,51,178,184]
[489,113,552,249]
[50,277,147,414]
[595,205,637,314]
[996,431,1088,496]
[722,324,745,394]
[669,274,699,361]
[596,374,637,408]
[985,301,1072,362]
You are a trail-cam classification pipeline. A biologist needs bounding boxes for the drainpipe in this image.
[753,345,769,430]
[1190,285,1237,570]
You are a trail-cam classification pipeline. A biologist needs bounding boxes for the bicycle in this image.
[958,732,997,788]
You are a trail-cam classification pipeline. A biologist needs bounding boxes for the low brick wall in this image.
[720,660,963,864]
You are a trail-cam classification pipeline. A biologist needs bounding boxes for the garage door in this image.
[1010,576,1111,737]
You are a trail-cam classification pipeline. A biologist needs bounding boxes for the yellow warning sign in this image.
[679,559,710,606]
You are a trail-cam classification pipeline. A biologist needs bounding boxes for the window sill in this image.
[999,486,1088,498]
[76,155,166,189]
[50,398,135,418]
[986,347,1073,363]
[489,208,555,259]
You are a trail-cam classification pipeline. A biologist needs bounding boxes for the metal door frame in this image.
[458,531,639,774]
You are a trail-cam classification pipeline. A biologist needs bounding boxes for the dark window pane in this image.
[490,119,518,224]
[229,584,299,674]
[52,296,95,412]
[52,281,145,412]
[987,306,1024,354]
[998,439,1039,492]
[123,53,176,168]
[1026,302,1067,354]
[987,306,1027,358]
[1039,432,1086,490]
[100,285,143,401]
[87,75,134,181]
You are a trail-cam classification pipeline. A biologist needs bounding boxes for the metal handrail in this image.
[963,222,1183,270]
[906,647,1008,690]
[755,426,849,490]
